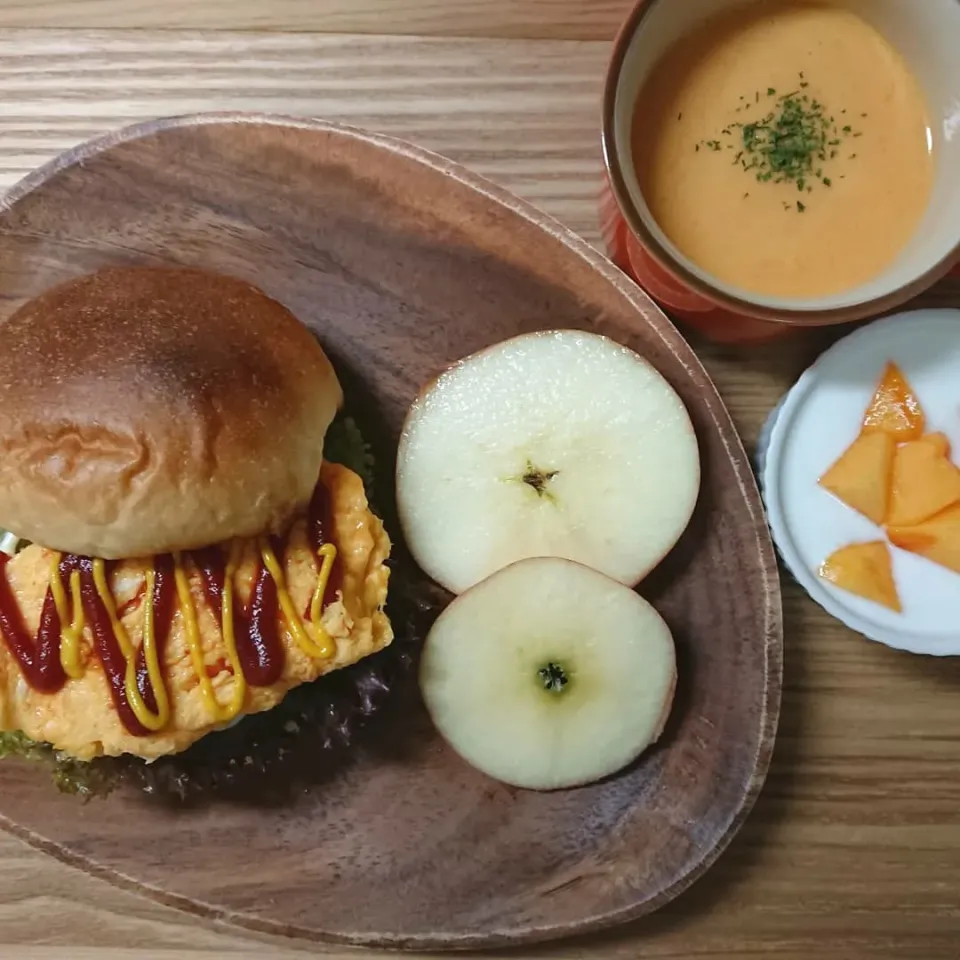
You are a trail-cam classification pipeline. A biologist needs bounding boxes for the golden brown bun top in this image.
[0,266,342,559]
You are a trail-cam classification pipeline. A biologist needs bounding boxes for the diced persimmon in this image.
[889,502,960,576]
[921,432,951,459]
[818,541,902,612]
[819,430,896,525]
[861,361,925,441]
[887,433,960,527]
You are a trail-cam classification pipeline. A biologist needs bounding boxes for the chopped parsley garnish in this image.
[696,73,862,212]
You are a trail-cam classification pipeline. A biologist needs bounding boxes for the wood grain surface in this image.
[0,7,957,959]
[0,1,635,40]
[0,31,608,244]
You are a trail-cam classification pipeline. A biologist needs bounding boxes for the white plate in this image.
[762,309,960,656]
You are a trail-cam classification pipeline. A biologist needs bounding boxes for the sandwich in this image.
[0,265,394,793]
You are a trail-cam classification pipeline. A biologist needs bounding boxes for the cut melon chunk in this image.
[888,502,960,576]
[819,430,896,525]
[861,361,925,442]
[818,541,901,612]
[887,433,960,527]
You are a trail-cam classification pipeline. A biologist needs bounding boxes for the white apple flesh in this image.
[396,330,700,594]
[419,557,676,790]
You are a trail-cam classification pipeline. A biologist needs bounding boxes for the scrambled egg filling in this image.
[0,462,392,760]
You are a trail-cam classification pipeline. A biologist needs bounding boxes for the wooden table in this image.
[1,3,959,958]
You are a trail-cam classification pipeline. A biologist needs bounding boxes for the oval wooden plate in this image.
[0,114,782,949]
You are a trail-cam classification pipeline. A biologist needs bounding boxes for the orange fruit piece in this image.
[887,433,960,527]
[889,502,960,576]
[861,361,925,441]
[922,432,951,458]
[819,430,896,525]
[818,541,902,612]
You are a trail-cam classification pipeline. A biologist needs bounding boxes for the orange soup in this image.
[632,1,934,299]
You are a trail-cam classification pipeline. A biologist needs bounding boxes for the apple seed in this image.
[538,661,569,693]
[521,461,559,498]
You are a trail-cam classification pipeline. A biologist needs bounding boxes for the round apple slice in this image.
[396,329,700,594]
[419,556,676,790]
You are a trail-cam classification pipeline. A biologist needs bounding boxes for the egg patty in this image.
[0,462,392,760]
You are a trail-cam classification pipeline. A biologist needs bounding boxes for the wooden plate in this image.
[0,114,782,949]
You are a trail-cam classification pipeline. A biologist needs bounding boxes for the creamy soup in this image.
[632,1,934,299]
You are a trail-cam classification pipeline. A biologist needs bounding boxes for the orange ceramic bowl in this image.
[600,0,960,345]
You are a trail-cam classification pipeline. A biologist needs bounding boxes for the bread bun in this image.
[0,266,342,559]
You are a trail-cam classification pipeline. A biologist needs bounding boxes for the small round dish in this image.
[762,308,960,656]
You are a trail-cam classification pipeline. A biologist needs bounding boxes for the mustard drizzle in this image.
[260,539,338,660]
[44,534,339,734]
[309,544,339,640]
[92,558,171,732]
[173,549,247,724]
[52,552,170,727]
[49,554,84,680]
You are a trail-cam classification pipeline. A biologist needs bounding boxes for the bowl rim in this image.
[600,0,960,327]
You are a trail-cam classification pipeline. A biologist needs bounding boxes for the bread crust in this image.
[0,266,342,558]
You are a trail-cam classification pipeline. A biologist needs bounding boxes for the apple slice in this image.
[396,330,700,594]
[419,557,676,790]
[819,430,896,525]
[889,502,960,576]
[861,361,925,441]
[887,433,960,527]
[818,541,901,612]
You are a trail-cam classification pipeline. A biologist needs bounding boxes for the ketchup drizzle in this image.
[193,547,283,687]
[134,553,176,714]
[75,557,149,737]
[0,476,336,735]
[305,478,341,617]
[0,553,68,694]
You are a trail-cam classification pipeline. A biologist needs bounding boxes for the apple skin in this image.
[395,329,701,595]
